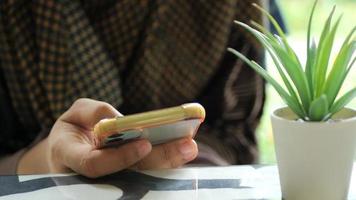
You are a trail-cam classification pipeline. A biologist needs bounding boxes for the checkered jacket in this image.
[0,0,265,167]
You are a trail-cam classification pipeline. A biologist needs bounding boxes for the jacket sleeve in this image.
[194,3,266,164]
[0,66,33,174]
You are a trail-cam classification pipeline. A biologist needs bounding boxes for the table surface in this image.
[0,164,356,200]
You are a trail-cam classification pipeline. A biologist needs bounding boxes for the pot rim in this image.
[271,107,356,124]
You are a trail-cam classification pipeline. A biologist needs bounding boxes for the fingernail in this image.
[137,141,151,156]
[179,140,195,160]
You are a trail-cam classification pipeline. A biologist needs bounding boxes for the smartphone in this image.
[93,103,205,148]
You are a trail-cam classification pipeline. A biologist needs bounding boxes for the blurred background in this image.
[257,0,356,164]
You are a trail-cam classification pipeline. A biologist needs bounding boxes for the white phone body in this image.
[93,103,205,148]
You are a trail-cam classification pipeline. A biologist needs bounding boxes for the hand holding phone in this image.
[93,103,205,148]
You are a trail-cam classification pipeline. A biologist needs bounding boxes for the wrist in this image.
[17,138,50,174]
[46,135,73,174]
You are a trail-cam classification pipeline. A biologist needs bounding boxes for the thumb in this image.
[60,98,122,130]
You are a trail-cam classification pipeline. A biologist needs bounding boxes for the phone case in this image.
[93,103,205,148]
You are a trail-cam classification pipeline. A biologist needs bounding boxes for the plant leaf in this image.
[324,27,356,106]
[305,0,318,89]
[347,56,356,73]
[229,1,355,122]
[312,6,334,97]
[309,94,329,121]
[306,38,317,95]
[239,21,304,112]
[240,19,311,115]
[252,3,302,67]
[251,22,302,94]
[234,21,307,116]
[330,87,356,115]
[314,12,342,97]
[268,41,312,112]
[227,48,305,118]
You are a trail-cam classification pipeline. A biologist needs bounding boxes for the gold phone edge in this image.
[93,103,205,146]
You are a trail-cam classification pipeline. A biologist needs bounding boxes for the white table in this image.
[1,164,355,199]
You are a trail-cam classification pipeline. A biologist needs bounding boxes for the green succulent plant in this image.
[228,1,356,121]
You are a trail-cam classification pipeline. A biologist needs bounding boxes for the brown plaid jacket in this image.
[0,0,265,168]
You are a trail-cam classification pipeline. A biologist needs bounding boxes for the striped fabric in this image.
[0,0,265,165]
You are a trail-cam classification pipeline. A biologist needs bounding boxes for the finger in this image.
[66,140,152,178]
[134,138,198,170]
[60,98,122,129]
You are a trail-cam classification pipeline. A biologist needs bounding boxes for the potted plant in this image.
[228,1,356,200]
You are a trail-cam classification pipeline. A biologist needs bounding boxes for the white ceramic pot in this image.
[271,107,356,200]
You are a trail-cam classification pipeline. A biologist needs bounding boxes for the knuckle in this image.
[119,154,132,168]
[80,154,100,178]
[118,147,140,169]
[134,160,145,170]
[72,98,90,107]
[169,159,181,168]
[126,143,148,168]
[161,144,180,168]
[94,102,113,115]
[67,98,91,114]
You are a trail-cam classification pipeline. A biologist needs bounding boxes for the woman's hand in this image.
[17,98,198,178]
